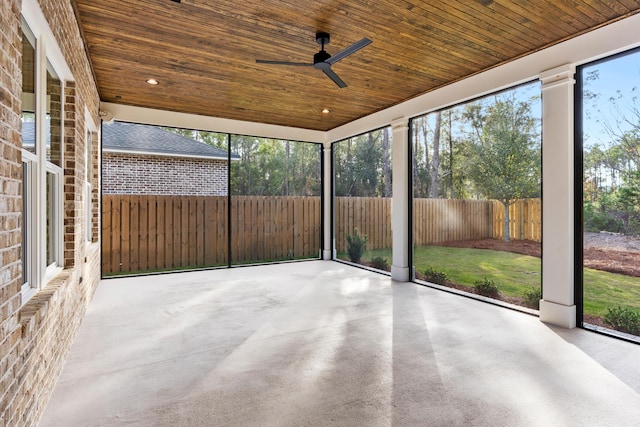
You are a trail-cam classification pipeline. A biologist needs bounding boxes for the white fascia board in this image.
[326,13,640,143]
[102,148,238,161]
[100,103,325,144]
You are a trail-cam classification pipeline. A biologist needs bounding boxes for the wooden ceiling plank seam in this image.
[402,0,540,50]
[442,1,573,42]
[469,5,574,42]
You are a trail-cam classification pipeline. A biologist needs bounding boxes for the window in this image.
[333,128,393,271]
[230,135,322,265]
[85,128,92,242]
[20,19,65,302]
[21,21,37,298]
[21,155,36,299]
[411,83,542,310]
[579,49,640,339]
[100,124,321,274]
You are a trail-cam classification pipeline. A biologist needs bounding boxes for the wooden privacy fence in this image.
[336,197,542,252]
[102,195,321,274]
[335,197,392,252]
[102,195,541,275]
[413,199,494,245]
[491,198,542,242]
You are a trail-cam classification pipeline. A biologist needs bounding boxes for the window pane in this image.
[412,83,542,310]
[581,50,640,339]
[46,171,56,267]
[101,122,230,273]
[22,162,30,285]
[46,63,62,166]
[230,136,322,265]
[334,128,392,271]
[86,129,92,182]
[21,22,36,154]
[86,130,93,242]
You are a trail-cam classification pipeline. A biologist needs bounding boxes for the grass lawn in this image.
[584,269,640,318]
[360,245,640,318]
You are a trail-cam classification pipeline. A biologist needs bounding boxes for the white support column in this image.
[322,143,333,260]
[539,64,577,328]
[391,117,410,282]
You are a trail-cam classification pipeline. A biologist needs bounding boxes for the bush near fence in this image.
[102,196,541,274]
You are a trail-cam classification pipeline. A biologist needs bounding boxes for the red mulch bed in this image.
[583,248,640,277]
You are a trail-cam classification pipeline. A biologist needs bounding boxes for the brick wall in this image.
[0,0,102,425]
[102,152,230,196]
[0,1,25,426]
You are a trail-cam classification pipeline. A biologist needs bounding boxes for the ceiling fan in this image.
[256,32,372,88]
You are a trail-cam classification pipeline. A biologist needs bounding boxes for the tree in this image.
[381,128,392,197]
[430,111,442,198]
[464,93,541,242]
[334,129,391,197]
[581,62,640,235]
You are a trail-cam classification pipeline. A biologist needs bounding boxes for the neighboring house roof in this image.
[22,120,239,161]
[103,121,239,161]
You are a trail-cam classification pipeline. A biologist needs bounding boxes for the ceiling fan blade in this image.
[326,38,372,64]
[256,59,313,66]
[323,68,347,88]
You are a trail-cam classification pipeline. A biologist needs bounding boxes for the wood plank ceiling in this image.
[72,0,640,132]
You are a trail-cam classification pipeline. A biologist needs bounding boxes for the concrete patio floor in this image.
[40,261,640,426]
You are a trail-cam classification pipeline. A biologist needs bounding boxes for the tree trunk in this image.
[430,111,442,198]
[285,140,290,196]
[413,125,418,197]
[448,110,455,199]
[503,201,511,242]
[382,127,391,197]
[346,138,353,196]
[421,120,431,196]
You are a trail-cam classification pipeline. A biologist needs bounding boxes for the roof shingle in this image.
[103,121,238,160]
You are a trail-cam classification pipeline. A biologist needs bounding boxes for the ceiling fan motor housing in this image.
[314,50,331,68]
[316,32,330,46]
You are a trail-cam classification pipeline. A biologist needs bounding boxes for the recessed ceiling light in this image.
[146,78,159,85]
[322,108,330,114]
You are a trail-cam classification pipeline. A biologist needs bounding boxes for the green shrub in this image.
[370,256,389,271]
[583,200,625,233]
[346,228,367,263]
[423,267,448,285]
[524,287,542,309]
[604,306,640,335]
[474,278,499,298]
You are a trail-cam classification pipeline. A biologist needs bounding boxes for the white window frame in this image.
[21,1,73,304]
[85,112,99,243]
[43,163,64,283]
[21,152,37,301]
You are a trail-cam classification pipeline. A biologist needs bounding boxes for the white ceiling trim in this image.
[100,103,326,144]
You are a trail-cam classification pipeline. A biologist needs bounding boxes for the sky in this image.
[581,49,640,149]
